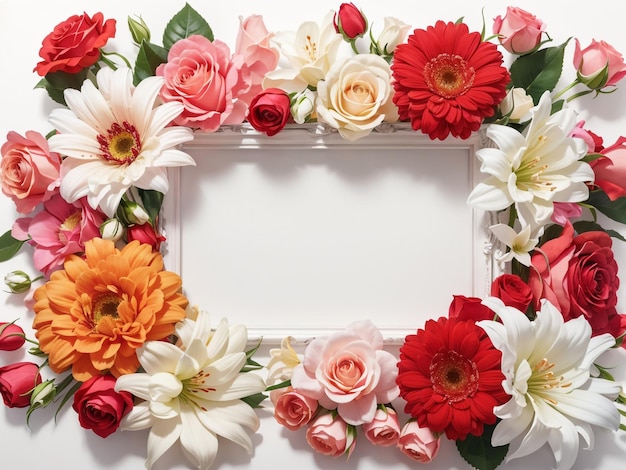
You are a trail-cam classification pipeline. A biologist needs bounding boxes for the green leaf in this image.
[509,40,570,104]
[0,230,25,262]
[585,190,626,224]
[162,3,213,49]
[35,69,89,106]
[133,41,169,85]
[137,188,164,224]
[456,423,508,470]
[265,379,291,392]
[241,392,267,409]
[54,380,82,422]
[573,220,626,242]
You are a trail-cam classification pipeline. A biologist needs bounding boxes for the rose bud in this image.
[334,3,368,41]
[397,419,441,463]
[490,273,533,313]
[448,295,494,322]
[0,322,26,351]
[126,223,165,251]
[306,412,356,458]
[362,406,401,447]
[493,6,546,54]
[574,39,626,91]
[127,14,150,44]
[273,387,319,431]
[4,270,33,294]
[247,88,291,136]
[0,362,42,408]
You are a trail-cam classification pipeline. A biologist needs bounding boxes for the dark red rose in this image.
[247,88,291,136]
[0,362,42,408]
[35,12,116,76]
[448,295,494,322]
[127,223,166,251]
[334,3,368,40]
[490,274,533,313]
[72,375,133,438]
[0,322,26,351]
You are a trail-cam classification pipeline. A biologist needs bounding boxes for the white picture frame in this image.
[161,123,496,344]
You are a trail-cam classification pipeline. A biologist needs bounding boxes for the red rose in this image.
[0,322,26,351]
[127,223,166,251]
[528,222,624,338]
[448,295,494,322]
[490,274,533,313]
[34,12,116,76]
[247,88,291,136]
[72,375,133,438]
[334,3,368,40]
[0,362,42,408]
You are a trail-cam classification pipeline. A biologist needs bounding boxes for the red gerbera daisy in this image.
[391,21,510,140]
[397,316,509,440]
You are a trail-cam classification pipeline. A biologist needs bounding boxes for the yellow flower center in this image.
[97,121,142,165]
[58,211,82,243]
[424,53,475,99]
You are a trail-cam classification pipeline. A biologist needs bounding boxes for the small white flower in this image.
[489,223,542,266]
[266,336,301,386]
[372,16,411,56]
[500,87,534,122]
[290,89,317,124]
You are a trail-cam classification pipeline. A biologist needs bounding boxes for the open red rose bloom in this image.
[397,316,509,440]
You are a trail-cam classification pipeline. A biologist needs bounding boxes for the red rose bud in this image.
[0,362,42,408]
[247,88,291,136]
[127,223,165,251]
[334,3,368,41]
[0,322,26,351]
[448,295,494,322]
[490,274,533,313]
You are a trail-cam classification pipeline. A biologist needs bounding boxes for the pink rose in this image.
[551,202,583,226]
[73,375,133,438]
[590,136,626,201]
[397,420,441,463]
[490,274,533,313]
[273,387,319,431]
[305,412,356,458]
[290,319,399,426]
[528,222,624,338]
[493,6,546,54]
[362,407,401,447]
[11,194,105,277]
[157,35,247,132]
[0,322,26,351]
[0,362,42,408]
[232,15,280,105]
[574,39,626,89]
[448,295,494,322]
[247,88,291,136]
[126,222,165,251]
[1,130,61,214]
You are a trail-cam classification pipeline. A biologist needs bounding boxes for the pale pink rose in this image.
[574,38,626,89]
[0,130,61,214]
[156,35,247,132]
[397,420,441,463]
[12,194,105,277]
[272,387,319,431]
[570,120,597,153]
[290,319,399,426]
[232,15,280,105]
[362,407,401,447]
[305,412,355,458]
[551,202,583,226]
[493,6,546,54]
[590,136,626,200]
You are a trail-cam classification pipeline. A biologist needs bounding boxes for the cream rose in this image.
[316,54,399,141]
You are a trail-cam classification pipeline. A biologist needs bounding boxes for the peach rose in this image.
[493,6,545,54]
[1,131,61,214]
[305,412,356,458]
[574,38,626,90]
[590,136,626,200]
[290,319,399,426]
[397,420,441,463]
[156,35,247,132]
[362,407,401,447]
[272,387,319,431]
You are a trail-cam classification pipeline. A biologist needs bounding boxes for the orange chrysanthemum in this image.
[397,316,509,440]
[391,20,510,140]
[32,237,188,381]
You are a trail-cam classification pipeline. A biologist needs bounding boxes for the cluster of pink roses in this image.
[267,320,442,462]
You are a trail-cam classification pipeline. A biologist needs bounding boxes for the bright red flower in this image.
[397,316,509,440]
[391,21,510,140]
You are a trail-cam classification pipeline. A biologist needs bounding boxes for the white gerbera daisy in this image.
[478,297,620,470]
[115,309,266,470]
[48,67,195,217]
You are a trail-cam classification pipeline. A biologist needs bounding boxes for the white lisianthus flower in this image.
[48,67,195,217]
[478,297,621,470]
[489,223,542,266]
[316,54,399,141]
[262,11,343,92]
[467,91,594,228]
[115,309,266,470]
[371,16,411,56]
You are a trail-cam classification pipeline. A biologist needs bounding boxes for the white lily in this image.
[115,309,266,470]
[489,223,542,266]
[478,297,620,470]
[467,91,594,228]
[262,11,343,92]
[48,67,195,217]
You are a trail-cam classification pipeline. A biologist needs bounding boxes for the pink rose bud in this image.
[493,6,546,54]
[0,322,26,351]
[273,387,319,431]
[306,412,356,458]
[397,420,441,463]
[574,39,626,90]
[334,3,368,41]
[126,223,165,251]
[0,362,42,408]
[362,407,401,447]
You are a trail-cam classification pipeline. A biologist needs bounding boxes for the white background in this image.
[1,1,626,469]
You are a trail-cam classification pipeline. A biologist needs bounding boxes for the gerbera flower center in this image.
[430,350,479,403]
[97,121,142,165]
[424,53,476,99]
[93,293,122,322]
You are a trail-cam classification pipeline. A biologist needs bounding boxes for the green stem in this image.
[349,39,360,55]
[552,78,580,101]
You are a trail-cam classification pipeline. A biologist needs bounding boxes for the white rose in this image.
[290,89,317,124]
[316,54,399,141]
[500,87,534,121]
[374,16,411,55]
